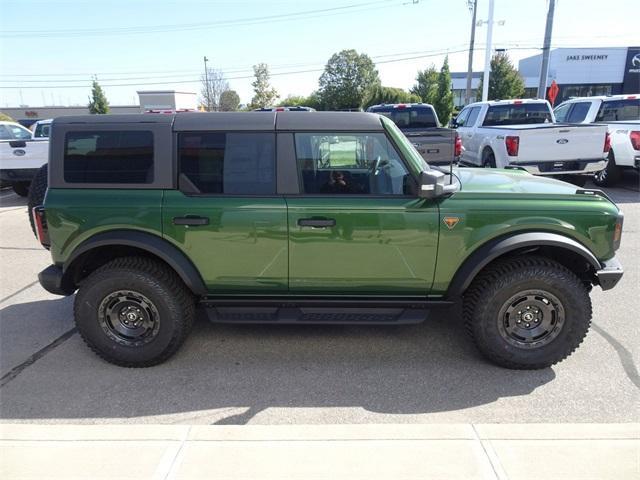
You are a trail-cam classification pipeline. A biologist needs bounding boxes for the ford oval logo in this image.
[633,53,640,68]
[13,149,26,156]
[556,138,569,144]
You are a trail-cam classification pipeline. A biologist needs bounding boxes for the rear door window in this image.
[178,132,276,195]
[483,103,552,126]
[64,131,154,183]
[566,102,591,123]
[595,99,640,122]
[465,107,481,127]
[369,107,438,129]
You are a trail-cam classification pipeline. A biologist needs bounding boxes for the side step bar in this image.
[199,296,453,325]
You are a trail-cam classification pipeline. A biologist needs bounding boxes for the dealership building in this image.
[1,90,198,127]
[452,46,640,107]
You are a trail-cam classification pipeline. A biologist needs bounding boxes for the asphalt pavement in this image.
[0,173,638,425]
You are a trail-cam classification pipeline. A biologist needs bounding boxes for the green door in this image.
[287,132,439,295]
[163,132,288,293]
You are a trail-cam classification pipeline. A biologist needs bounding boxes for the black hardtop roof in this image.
[52,111,384,132]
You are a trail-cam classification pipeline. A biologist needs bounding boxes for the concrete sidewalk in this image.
[1,424,638,479]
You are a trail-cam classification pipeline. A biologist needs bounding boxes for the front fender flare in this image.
[64,230,208,296]
[446,232,601,299]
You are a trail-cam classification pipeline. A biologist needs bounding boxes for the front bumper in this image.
[510,159,606,176]
[38,265,75,296]
[596,256,624,291]
[0,168,39,183]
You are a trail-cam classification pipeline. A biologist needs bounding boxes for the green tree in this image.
[477,52,525,101]
[0,113,15,122]
[280,95,308,107]
[88,78,109,114]
[362,85,421,109]
[411,65,439,105]
[250,63,279,109]
[433,56,454,125]
[319,49,380,110]
[219,89,240,111]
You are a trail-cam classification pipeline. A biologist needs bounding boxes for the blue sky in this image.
[0,0,637,107]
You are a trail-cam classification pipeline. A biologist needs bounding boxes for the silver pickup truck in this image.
[366,103,459,165]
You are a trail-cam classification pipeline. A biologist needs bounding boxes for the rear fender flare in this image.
[63,230,207,295]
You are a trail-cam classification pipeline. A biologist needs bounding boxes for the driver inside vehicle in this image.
[320,170,363,194]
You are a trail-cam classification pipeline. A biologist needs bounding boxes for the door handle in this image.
[173,216,209,226]
[298,218,336,228]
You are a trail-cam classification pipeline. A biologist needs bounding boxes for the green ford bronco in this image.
[31,112,624,369]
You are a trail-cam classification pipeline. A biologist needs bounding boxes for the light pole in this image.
[465,0,478,105]
[481,0,495,102]
[537,0,556,99]
[203,56,210,111]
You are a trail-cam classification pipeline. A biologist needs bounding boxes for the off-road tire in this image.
[74,256,195,367]
[463,256,591,370]
[482,149,496,168]
[12,182,29,197]
[593,151,621,187]
[27,164,48,237]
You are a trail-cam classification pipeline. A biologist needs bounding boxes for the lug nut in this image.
[525,323,530,327]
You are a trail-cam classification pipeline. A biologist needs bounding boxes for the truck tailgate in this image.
[0,139,49,170]
[512,124,607,162]
[403,128,455,165]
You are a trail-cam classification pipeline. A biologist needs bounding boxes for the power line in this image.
[0,48,471,89]
[0,0,402,38]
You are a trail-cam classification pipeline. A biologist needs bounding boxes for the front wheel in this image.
[74,257,195,367]
[463,256,592,369]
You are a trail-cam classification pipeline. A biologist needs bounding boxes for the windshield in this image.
[596,99,640,122]
[380,116,428,174]
[369,106,439,129]
[483,103,552,126]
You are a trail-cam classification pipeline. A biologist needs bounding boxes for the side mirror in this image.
[418,170,458,199]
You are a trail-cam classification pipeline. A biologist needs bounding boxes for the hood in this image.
[453,167,578,195]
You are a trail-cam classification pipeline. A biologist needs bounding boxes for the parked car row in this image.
[449,95,639,187]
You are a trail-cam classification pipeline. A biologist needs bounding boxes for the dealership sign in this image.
[565,54,609,61]
[623,47,640,93]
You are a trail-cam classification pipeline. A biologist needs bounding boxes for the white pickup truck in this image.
[0,121,49,196]
[453,99,609,184]
[553,94,639,186]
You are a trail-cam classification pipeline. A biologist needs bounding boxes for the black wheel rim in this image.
[497,289,565,349]
[98,290,160,346]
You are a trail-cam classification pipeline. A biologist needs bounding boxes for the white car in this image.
[554,94,639,186]
[453,99,609,184]
[0,121,49,196]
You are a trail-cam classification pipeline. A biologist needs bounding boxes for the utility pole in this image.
[203,56,210,111]
[537,0,556,99]
[465,0,478,105]
[481,0,495,102]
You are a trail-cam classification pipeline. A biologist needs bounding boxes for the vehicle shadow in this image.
[0,192,28,208]
[0,298,555,423]
[588,170,639,205]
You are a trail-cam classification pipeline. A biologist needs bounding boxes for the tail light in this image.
[604,132,611,153]
[505,136,520,156]
[630,131,640,150]
[613,213,624,250]
[33,206,50,248]
[454,133,462,157]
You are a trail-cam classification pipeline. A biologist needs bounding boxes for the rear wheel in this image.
[74,257,195,367]
[12,182,29,197]
[482,149,496,168]
[463,256,591,369]
[593,151,621,187]
[28,164,48,237]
